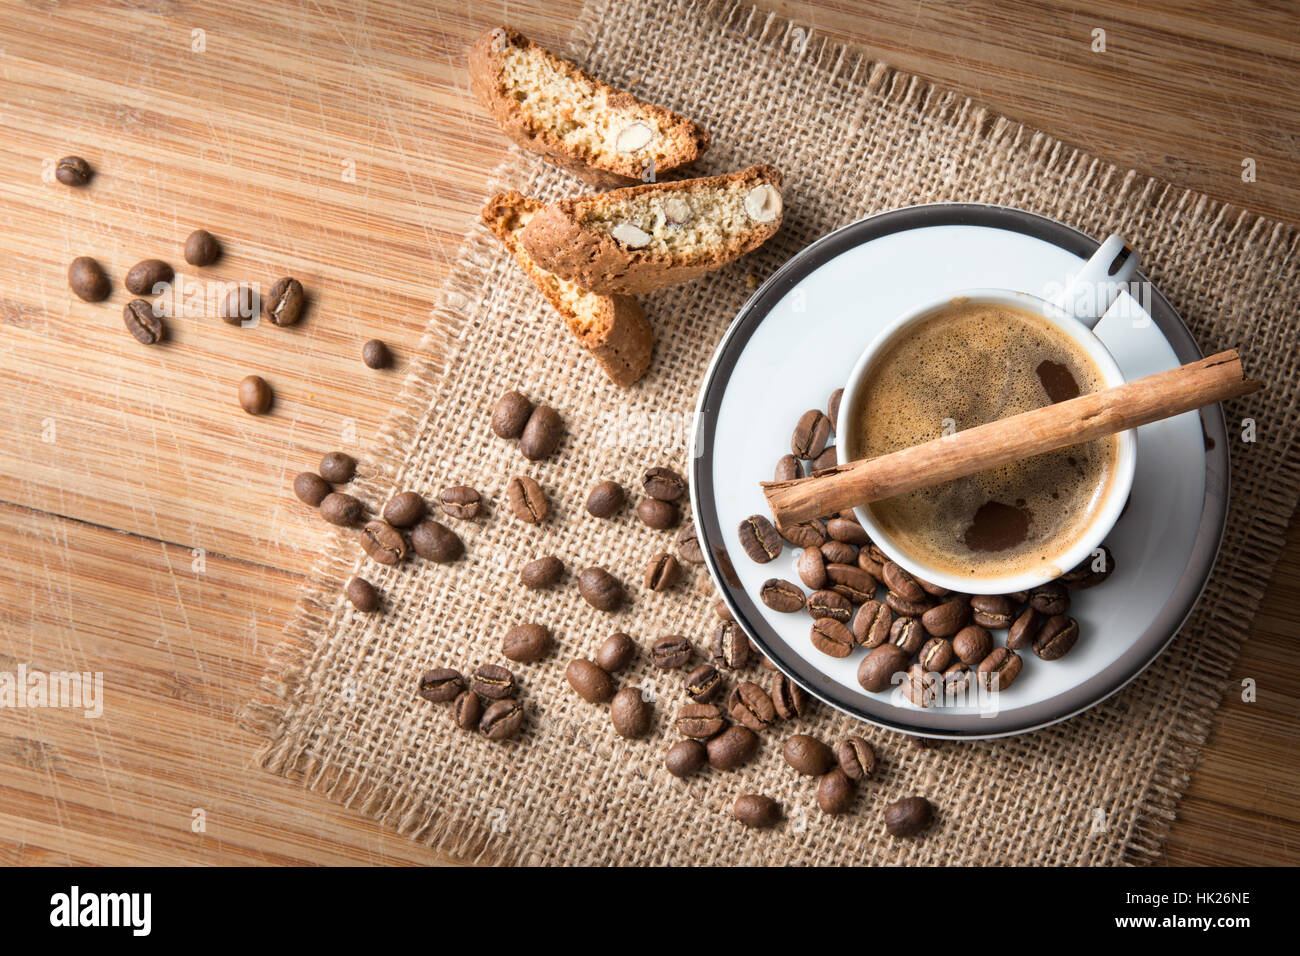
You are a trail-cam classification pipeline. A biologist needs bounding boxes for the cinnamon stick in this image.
[763,349,1261,527]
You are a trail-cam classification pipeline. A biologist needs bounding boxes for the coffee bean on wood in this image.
[596,632,637,672]
[791,408,831,459]
[382,491,426,527]
[123,299,163,344]
[644,552,681,592]
[636,497,679,530]
[566,658,614,703]
[503,623,552,662]
[264,276,305,326]
[293,472,331,506]
[184,229,221,266]
[760,578,805,612]
[345,576,379,612]
[220,284,258,325]
[438,485,482,519]
[610,687,651,738]
[68,257,111,301]
[707,725,759,770]
[665,739,707,778]
[519,405,562,460]
[362,339,391,369]
[55,155,92,186]
[410,519,463,563]
[643,466,686,501]
[480,698,524,740]
[491,390,534,439]
[124,259,173,295]
[319,452,356,483]
[520,555,563,589]
[506,475,548,524]
[737,514,781,563]
[360,520,406,565]
[418,667,463,703]
[578,567,624,611]
[319,492,363,526]
[585,480,625,518]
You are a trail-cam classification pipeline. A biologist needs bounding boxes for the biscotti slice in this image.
[518,165,783,295]
[469,26,709,187]
[482,190,654,387]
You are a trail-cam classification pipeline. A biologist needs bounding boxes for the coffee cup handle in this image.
[1050,234,1140,330]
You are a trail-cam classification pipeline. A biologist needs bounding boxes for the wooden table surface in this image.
[1,0,1295,866]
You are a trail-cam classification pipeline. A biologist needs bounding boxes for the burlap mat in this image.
[241,0,1300,865]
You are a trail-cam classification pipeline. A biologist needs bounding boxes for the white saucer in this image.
[690,203,1228,738]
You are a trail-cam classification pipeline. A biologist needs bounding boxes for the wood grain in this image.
[0,0,1295,866]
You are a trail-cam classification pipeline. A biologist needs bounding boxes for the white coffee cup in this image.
[837,235,1140,595]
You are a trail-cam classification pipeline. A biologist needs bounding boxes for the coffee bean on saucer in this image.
[884,795,933,837]
[806,589,852,623]
[774,454,802,482]
[708,725,759,770]
[585,480,624,518]
[685,664,723,703]
[943,662,972,699]
[610,687,651,739]
[857,546,885,580]
[778,518,826,549]
[645,552,681,592]
[818,768,856,815]
[676,703,726,739]
[797,547,827,590]
[68,256,111,301]
[1029,582,1071,616]
[760,578,804,613]
[918,637,954,672]
[264,276,305,326]
[184,229,221,266]
[977,647,1022,691]
[125,259,173,295]
[520,555,563,589]
[770,673,807,719]
[970,595,1015,629]
[836,736,876,781]
[827,563,874,603]
[453,690,482,730]
[952,625,993,664]
[826,515,870,546]
[503,622,553,663]
[665,739,707,778]
[481,698,524,741]
[578,566,624,611]
[651,635,693,670]
[470,664,516,700]
[728,681,776,732]
[506,475,548,524]
[675,523,704,564]
[921,597,969,637]
[791,409,831,459]
[293,471,331,506]
[738,514,781,563]
[520,405,562,460]
[596,632,637,672]
[1033,614,1080,661]
[827,388,844,432]
[885,590,932,617]
[438,485,482,519]
[360,519,406,565]
[643,466,686,501]
[382,491,426,527]
[418,667,463,703]
[858,644,910,692]
[636,497,679,530]
[566,658,614,703]
[852,599,892,648]
[319,492,363,526]
[882,562,925,602]
[889,616,925,655]
[1062,545,1115,589]
[410,519,463,563]
[823,540,858,566]
[711,621,751,669]
[55,155,92,186]
[810,447,838,473]
[345,576,379,612]
[123,299,163,344]
[491,390,533,439]
[783,734,834,775]
[1003,590,1031,605]
[362,339,391,369]
[319,452,356,483]
[1005,609,1040,650]
[810,618,854,658]
[734,794,781,828]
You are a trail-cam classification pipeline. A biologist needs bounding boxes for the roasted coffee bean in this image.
[675,523,704,564]
[360,520,406,565]
[774,454,802,482]
[636,497,679,530]
[977,647,1022,691]
[943,662,972,698]
[711,621,752,669]
[643,466,686,501]
[520,555,563,589]
[470,664,515,700]
[868,544,892,565]
[818,768,856,814]
[796,547,827,590]
[596,632,636,672]
[677,703,726,739]
[858,643,910,692]
[585,480,624,518]
[610,687,651,739]
[737,514,781,563]
[453,689,482,730]
[665,739,707,777]
[970,594,1015,629]
[319,492,364,526]
[1033,614,1080,661]
[220,284,258,324]
[770,673,807,719]
[810,618,854,658]
[728,681,776,732]
[827,388,844,432]
[826,563,875,603]
[1029,582,1071,616]
[836,736,876,781]
[822,540,858,565]
[917,637,954,672]
[438,485,481,519]
[806,589,852,623]
[68,256,111,302]
[707,725,759,770]
[884,795,933,837]
[184,229,221,266]
[921,597,969,637]
[491,390,533,439]
[319,452,356,483]
[480,698,524,740]
[1005,608,1041,650]
[857,547,885,580]
[734,793,781,828]
[714,598,734,622]
[578,566,624,611]
[566,658,614,703]
[1062,545,1115,589]
[882,562,925,602]
[418,667,463,703]
[645,552,681,592]
[123,298,163,344]
[791,408,832,459]
[783,734,834,775]
[345,576,379,612]
[778,517,827,549]
[409,519,463,563]
[506,475,548,524]
[264,276,305,326]
[889,616,925,655]
[382,491,426,527]
[361,339,391,369]
[952,625,993,664]
[125,258,173,295]
[55,155,92,186]
[238,375,272,414]
[520,405,563,460]
[885,591,932,617]
[503,622,553,663]
[293,471,331,506]
[685,664,723,703]
[810,446,839,474]
[760,578,805,612]
[916,576,952,598]
[651,635,693,670]
[827,515,870,545]
[851,599,893,648]
[1003,590,1031,605]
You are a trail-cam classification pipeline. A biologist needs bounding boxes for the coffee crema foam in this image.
[848,300,1119,580]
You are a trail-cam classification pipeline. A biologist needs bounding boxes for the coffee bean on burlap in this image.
[481,699,524,741]
[586,480,625,518]
[520,555,563,589]
[728,681,776,732]
[770,673,807,719]
[711,621,751,669]
[643,466,686,501]
[707,726,759,770]
[319,492,363,526]
[345,576,379,612]
[818,768,856,815]
[438,485,482,519]
[566,658,614,703]
[360,520,406,565]
[734,794,781,828]
[760,577,805,612]
[665,739,707,778]
[836,736,876,781]
[810,618,854,658]
[610,687,651,739]
[578,566,624,611]
[737,514,781,563]
[884,796,934,837]
[783,733,834,775]
[410,519,464,563]
[651,635,693,670]
[470,664,516,700]
[637,497,679,530]
[382,491,426,528]
[676,703,726,739]
[491,390,533,439]
[453,689,482,730]
[645,552,682,592]
[675,523,704,564]
[506,475,549,524]
[520,405,563,460]
[503,623,553,663]
[293,472,331,506]
[596,632,636,672]
[685,664,723,703]
[417,667,463,703]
